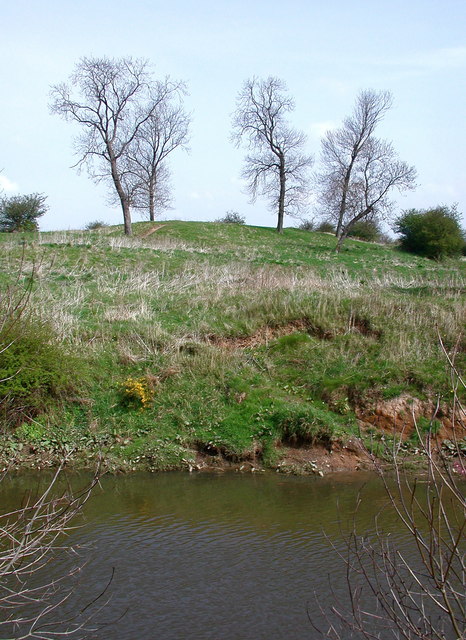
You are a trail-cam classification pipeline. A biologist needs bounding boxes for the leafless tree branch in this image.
[50,57,189,235]
[0,460,113,639]
[232,76,313,232]
[316,89,416,251]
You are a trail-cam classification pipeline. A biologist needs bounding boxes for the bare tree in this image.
[131,162,173,220]
[123,81,190,221]
[317,90,416,251]
[313,337,465,639]
[50,57,187,236]
[232,77,313,233]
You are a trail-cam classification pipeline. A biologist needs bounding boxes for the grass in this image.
[0,221,464,471]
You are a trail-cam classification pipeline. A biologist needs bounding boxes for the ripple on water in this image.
[2,471,416,640]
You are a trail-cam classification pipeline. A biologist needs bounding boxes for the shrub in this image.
[85,220,108,230]
[347,219,381,242]
[120,376,154,410]
[215,210,245,224]
[0,193,48,232]
[316,220,335,233]
[0,318,84,428]
[395,205,465,259]
[0,260,86,429]
[298,219,315,231]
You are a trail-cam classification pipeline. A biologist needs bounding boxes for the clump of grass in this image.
[269,402,353,446]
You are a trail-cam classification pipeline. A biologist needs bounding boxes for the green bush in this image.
[216,211,245,224]
[316,220,335,233]
[84,220,108,231]
[0,193,48,232]
[298,219,315,231]
[0,318,84,428]
[347,220,381,242]
[395,205,465,259]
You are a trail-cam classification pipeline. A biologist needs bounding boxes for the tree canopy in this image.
[50,56,189,235]
[395,205,465,259]
[0,193,48,232]
[232,76,313,232]
[317,89,416,251]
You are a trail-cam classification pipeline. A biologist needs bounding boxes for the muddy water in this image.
[1,471,414,639]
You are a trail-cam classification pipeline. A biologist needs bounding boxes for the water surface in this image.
[1,471,411,639]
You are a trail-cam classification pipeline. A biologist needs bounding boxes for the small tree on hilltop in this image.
[231,76,313,233]
[395,205,465,259]
[216,210,245,224]
[316,220,335,233]
[298,218,315,231]
[0,193,48,232]
[317,89,416,252]
[51,56,189,236]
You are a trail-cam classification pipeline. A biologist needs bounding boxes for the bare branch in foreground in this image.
[0,461,115,639]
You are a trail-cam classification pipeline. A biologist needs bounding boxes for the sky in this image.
[1,0,465,232]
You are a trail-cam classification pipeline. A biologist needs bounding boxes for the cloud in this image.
[188,190,214,201]
[405,46,466,71]
[0,174,19,192]
[308,121,337,138]
[368,46,466,74]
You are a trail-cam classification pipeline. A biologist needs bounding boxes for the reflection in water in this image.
[1,471,405,639]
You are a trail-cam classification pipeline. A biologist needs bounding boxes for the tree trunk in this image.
[335,163,354,239]
[122,200,132,236]
[110,154,132,236]
[149,175,155,222]
[335,207,372,252]
[335,231,346,253]
[276,160,286,233]
[335,212,343,240]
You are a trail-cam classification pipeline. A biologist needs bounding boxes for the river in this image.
[0,470,455,639]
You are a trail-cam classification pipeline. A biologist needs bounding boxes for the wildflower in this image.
[121,376,153,409]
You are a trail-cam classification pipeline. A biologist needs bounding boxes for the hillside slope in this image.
[0,221,464,473]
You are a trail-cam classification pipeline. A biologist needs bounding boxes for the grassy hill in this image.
[0,221,464,472]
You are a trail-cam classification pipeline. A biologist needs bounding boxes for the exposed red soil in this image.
[138,224,167,237]
[274,438,370,474]
[204,319,313,350]
[202,315,380,350]
[356,394,465,441]
[191,437,371,475]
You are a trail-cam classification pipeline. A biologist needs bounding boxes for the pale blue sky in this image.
[1,0,465,231]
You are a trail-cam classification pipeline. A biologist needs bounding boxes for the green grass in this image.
[0,221,464,471]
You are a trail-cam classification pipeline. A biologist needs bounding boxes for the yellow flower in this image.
[121,376,153,409]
